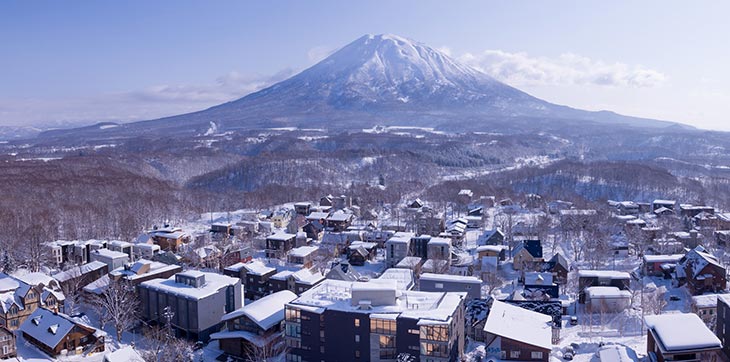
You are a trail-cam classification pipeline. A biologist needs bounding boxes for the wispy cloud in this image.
[0,69,294,126]
[459,50,666,88]
[307,45,337,63]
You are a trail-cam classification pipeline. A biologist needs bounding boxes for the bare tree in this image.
[59,267,85,316]
[243,334,287,362]
[141,324,195,362]
[89,279,139,343]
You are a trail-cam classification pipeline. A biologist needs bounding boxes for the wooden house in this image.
[19,308,105,357]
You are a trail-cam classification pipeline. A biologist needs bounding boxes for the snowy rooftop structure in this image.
[643,254,684,263]
[524,272,554,286]
[386,232,414,244]
[577,270,631,279]
[691,294,720,308]
[53,261,107,282]
[677,246,725,279]
[475,245,507,253]
[645,313,721,352]
[395,256,423,269]
[140,271,239,300]
[419,273,481,284]
[103,346,144,362]
[222,290,297,330]
[483,300,552,350]
[241,260,276,276]
[585,286,631,299]
[16,272,57,289]
[108,259,181,281]
[376,268,415,290]
[267,232,297,241]
[288,245,319,258]
[596,345,634,362]
[91,248,129,259]
[289,279,465,325]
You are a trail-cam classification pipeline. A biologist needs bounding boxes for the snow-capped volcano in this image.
[239,33,546,112]
[39,33,682,139]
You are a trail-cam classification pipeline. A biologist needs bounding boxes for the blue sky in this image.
[1,1,729,130]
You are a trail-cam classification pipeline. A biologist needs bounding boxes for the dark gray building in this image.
[418,273,482,300]
[138,271,242,341]
[284,279,466,362]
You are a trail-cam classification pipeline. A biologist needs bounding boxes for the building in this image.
[225,261,277,301]
[716,295,730,358]
[90,248,130,271]
[150,227,191,251]
[645,313,721,362]
[212,290,297,360]
[385,232,414,268]
[577,270,631,303]
[691,294,720,325]
[133,243,161,260]
[0,326,16,359]
[19,308,105,357]
[108,240,135,260]
[483,300,551,361]
[284,279,466,362]
[287,246,319,268]
[265,233,297,259]
[583,287,631,313]
[676,246,727,295]
[418,273,482,300]
[642,254,684,277]
[651,199,677,213]
[512,240,543,271]
[268,268,324,296]
[541,253,569,285]
[347,241,378,266]
[138,271,243,341]
[52,261,108,295]
[0,272,65,330]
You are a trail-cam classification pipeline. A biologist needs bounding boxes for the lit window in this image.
[354,318,360,327]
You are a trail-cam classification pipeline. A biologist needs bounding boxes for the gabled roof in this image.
[20,308,98,351]
[484,300,552,350]
[544,253,569,271]
[222,290,297,330]
[514,240,543,258]
[677,246,725,279]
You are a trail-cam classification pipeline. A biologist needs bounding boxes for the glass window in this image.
[354,318,360,327]
[531,351,543,359]
[511,350,520,358]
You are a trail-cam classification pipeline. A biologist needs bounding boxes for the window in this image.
[355,334,360,342]
[10,320,18,327]
[531,351,543,359]
[354,318,360,327]
[408,328,419,335]
[285,308,301,323]
[510,350,521,358]
[370,318,396,334]
[285,353,301,362]
[2,346,8,355]
[420,342,448,357]
[320,346,324,353]
[435,283,444,289]
[420,325,449,341]
[285,324,301,338]
[355,350,360,358]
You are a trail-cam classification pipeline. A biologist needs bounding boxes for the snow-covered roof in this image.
[395,256,423,268]
[139,272,239,300]
[20,308,97,350]
[427,237,451,246]
[91,248,129,259]
[692,294,720,308]
[289,279,465,325]
[653,199,677,205]
[108,260,181,281]
[289,245,319,258]
[82,275,110,295]
[585,286,631,299]
[596,345,634,362]
[377,268,414,290]
[222,290,297,330]
[483,300,552,350]
[386,232,415,244]
[17,272,56,288]
[419,273,481,284]
[267,232,297,241]
[559,209,597,216]
[643,254,684,263]
[577,270,630,279]
[475,245,507,253]
[678,246,725,279]
[210,329,280,348]
[104,346,144,362]
[241,260,276,276]
[224,262,247,273]
[645,313,721,352]
[524,272,553,286]
[327,212,353,222]
[292,269,324,285]
[306,212,330,220]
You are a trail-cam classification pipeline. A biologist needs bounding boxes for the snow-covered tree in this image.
[89,279,139,342]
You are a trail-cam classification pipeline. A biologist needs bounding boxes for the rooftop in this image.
[483,300,552,350]
[222,290,297,330]
[645,313,721,352]
[140,271,239,300]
